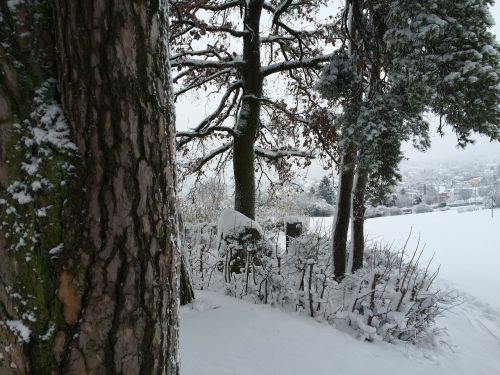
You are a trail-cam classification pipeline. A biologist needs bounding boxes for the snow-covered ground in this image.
[313,208,500,309]
[180,209,500,375]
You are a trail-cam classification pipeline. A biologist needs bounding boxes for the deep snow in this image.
[181,290,500,375]
[313,208,500,308]
[180,209,500,375]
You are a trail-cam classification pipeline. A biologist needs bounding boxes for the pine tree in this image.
[318,176,335,204]
[316,0,500,278]
[0,1,180,373]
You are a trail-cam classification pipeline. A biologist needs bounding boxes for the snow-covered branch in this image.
[177,82,242,148]
[193,142,233,172]
[171,49,228,60]
[171,58,244,69]
[262,54,334,76]
[177,126,237,140]
[255,147,315,160]
[260,35,295,43]
[193,1,241,12]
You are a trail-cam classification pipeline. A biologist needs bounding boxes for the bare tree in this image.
[170,0,338,219]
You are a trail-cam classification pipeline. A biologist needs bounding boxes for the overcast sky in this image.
[175,2,500,173]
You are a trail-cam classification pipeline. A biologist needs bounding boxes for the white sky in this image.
[175,2,500,174]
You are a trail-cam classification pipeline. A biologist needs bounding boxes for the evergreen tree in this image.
[0,1,180,372]
[318,176,335,204]
[316,0,500,278]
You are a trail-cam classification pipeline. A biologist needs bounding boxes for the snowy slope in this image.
[313,208,500,308]
[180,291,500,375]
[181,209,500,374]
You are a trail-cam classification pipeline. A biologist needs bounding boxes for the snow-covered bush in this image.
[182,214,452,344]
[413,204,433,214]
[181,222,219,290]
[217,209,272,284]
[365,206,387,218]
[388,206,403,216]
[338,245,448,342]
[180,178,231,223]
[365,205,402,218]
[295,193,334,217]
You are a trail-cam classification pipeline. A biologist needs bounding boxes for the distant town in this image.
[302,158,500,218]
[395,159,500,211]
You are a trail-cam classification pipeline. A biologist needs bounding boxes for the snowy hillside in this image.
[180,209,500,375]
[313,208,500,308]
[181,290,500,375]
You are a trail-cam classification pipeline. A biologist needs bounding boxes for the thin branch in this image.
[195,1,241,12]
[177,126,237,139]
[262,54,334,76]
[171,49,227,60]
[261,35,295,43]
[171,18,248,38]
[193,142,233,173]
[260,98,309,124]
[177,82,242,147]
[174,68,233,96]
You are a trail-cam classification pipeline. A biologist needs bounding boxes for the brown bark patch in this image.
[52,330,67,364]
[58,271,81,325]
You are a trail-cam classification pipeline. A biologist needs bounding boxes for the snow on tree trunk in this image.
[332,145,356,280]
[0,1,180,373]
[351,168,368,273]
[180,249,195,306]
[329,0,364,281]
[233,0,264,220]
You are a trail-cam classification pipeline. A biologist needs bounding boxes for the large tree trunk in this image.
[180,249,195,305]
[0,1,179,374]
[331,0,363,281]
[233,0,264,220]
[351,168,368,273]
[332,144,356,280]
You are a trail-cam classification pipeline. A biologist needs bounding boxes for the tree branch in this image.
[177,126,236,139]
[171,58,244,69]
[171,49,228,60]
[195,1,241,12]
[174,68,233,96]
[171,18,248,37]
[262,54,333,76]
[255,146,315,160]
[193,142,233,173]
[177,82,242,148]
[260,98,309,124]
[260,35,295,43]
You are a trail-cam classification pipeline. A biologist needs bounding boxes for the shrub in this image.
[182,215,453,344]
[413,204,433,214]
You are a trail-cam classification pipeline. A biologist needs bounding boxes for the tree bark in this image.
[0,1,179,374]
[331,0,364,281]
[233,0,264,220]
[180,250,195,305]
[332,144,356,280]
[351,168,368,273]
